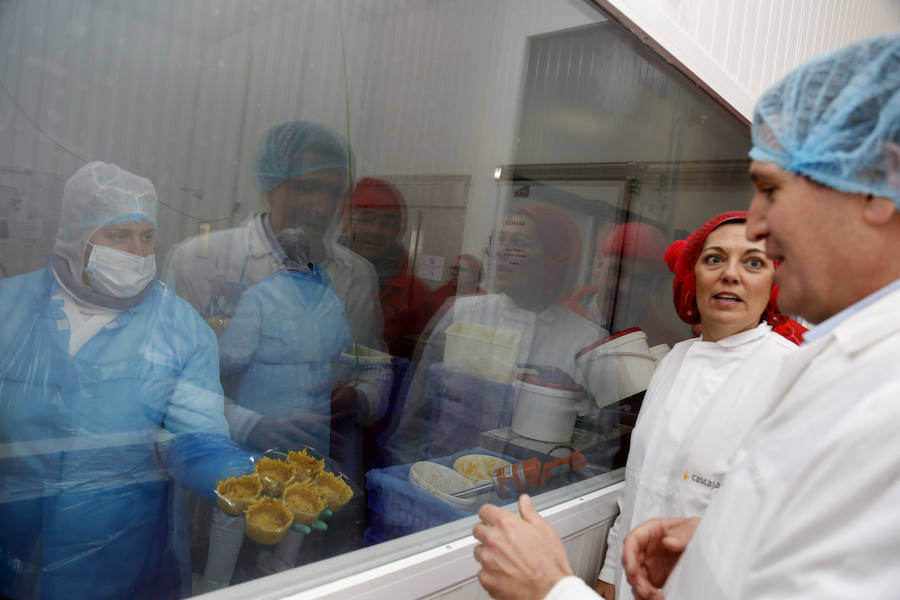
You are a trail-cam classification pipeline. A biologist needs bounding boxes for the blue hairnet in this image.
[53,161,157,278]
[255,121,353,192]
[749,33,900,206]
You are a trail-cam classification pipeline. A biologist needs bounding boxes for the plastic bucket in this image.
[575,327,657,408]
[511,376,584,443]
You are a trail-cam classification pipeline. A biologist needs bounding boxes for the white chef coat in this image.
[162,213,384,350]
[664,283,900,599]
[597,323,796,600]
[388,293,604,464]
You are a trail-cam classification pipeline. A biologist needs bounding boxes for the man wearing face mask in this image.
[0,162,254,600]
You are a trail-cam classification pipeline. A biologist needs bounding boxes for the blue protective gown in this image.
[218,267,353,455]
[0,266,253,600]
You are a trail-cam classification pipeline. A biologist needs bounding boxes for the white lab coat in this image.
[594,323,796,600]
[163,213,384,350]
[664,285,900,599]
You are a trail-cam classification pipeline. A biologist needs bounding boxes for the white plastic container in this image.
[443,321,522,383]
[575,327,657,408]
[510,375,584,443]
[408,461,478,510]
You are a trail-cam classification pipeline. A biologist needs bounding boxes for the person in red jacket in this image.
[565,221,688,346]
[341,177,431,358]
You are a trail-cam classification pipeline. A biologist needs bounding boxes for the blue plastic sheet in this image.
[0,266,254,600]
[422,364,516,458]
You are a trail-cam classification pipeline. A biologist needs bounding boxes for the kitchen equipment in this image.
[575,327,657,408]
[510,374,585,443]
[452,450,586,499]
[408,461,481,510]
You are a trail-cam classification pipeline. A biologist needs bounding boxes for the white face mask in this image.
[84,243,156,298]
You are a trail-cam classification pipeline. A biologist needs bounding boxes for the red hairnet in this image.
[347,177,407,225]
[596,221,668,264]
[664,210,806,344]
[456,254,484,281]
[515,204,582,299]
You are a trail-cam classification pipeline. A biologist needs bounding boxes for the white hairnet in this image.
[53,161,157,278]
[749,34,900,206]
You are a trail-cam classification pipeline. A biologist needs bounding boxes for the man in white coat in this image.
[472,33,900,600]
[164,121,385,452]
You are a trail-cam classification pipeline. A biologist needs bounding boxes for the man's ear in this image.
[863,194,897,226]
[885,141,900,197]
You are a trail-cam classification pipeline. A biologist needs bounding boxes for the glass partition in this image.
[0,1,754,597]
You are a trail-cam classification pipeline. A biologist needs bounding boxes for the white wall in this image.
[2,0,898,276]
[0,0,601,275]
[601,0,900,120]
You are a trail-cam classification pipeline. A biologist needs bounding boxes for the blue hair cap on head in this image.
[749,33,900,207]
[254,121,353,192]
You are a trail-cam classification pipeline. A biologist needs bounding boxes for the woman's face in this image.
[495,213,545,297]
[694,222,774,342]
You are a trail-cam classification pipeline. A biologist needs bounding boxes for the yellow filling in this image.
[256,457,294,482]
[288,449,325,482]
[215,474,262,514]
[283,482,326,524]
[313,471,353,509]
[246,498,292,531]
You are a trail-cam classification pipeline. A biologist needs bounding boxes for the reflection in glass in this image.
[0,0,760,595]
[0,162,254,599]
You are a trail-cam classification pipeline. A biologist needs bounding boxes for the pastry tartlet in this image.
[244,497,293,545]
[283,481,326,525]
[255,456,296,497]
[313,471,353,512]
[288,449,325,482]
[215,473,262,515]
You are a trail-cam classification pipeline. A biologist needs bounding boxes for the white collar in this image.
[698,322,771,347]
[803,277,900,345]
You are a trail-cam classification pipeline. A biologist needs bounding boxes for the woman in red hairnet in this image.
[594,211,805,600]
[388,204,602,465]
[566,222,688,346]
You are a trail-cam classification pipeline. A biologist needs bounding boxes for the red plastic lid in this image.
[574,327,644,360]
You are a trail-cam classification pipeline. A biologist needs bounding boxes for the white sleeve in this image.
[597,493,624,583]
[543,576,601,600]
[223,398,263,446]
